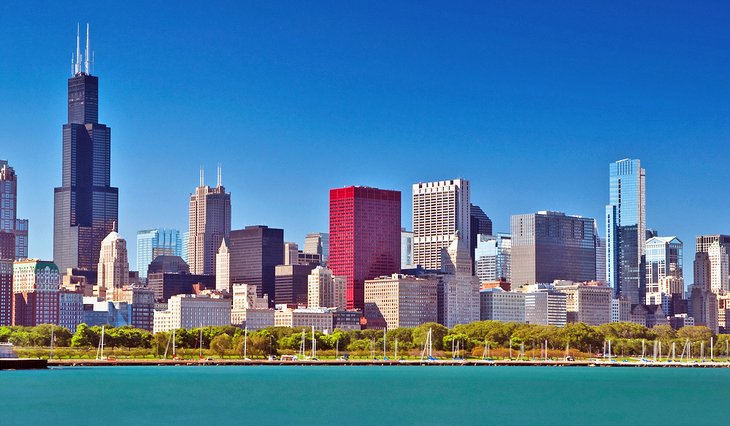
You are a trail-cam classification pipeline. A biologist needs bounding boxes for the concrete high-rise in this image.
[413,179,470,270]
[304,233,329,264]
[0,259,12,326]
[364,274,438,329]
[136,228,182,280]
[606,158,646,304]
[1,161,29,261]
[97,230,129,301]
[187,166,231,275]
[511,211,596,286]
[54,25,118,272]
[440,233,480,328]
[695,235,730,293]
[12,260,60,326]
[329,186,401,310]
[307,266,347,309]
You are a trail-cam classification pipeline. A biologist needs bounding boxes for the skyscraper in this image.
[227,225,284,303]
[474,233,511,283]
[188,166,231,275]
[54,25,118,272]
[440,233,481,328]
[645,236,683,293]
[97,230,129,301]
[13,260,60,326]
[303,232,329,264]
[329,186,401,310]
[606,158,646,304]
[511,211,596,286]
[469,204,492,272]
[412,179,470,270]
[0,259,12,326]
[136,228,182,279]
[0,161,29,261]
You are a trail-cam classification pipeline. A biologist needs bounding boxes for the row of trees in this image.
[3,321,730,358]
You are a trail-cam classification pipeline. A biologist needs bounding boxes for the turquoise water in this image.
[1,366,728,425]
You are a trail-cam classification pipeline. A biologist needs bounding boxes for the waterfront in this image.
[1,366,728,425]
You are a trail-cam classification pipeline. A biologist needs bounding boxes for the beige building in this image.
[97,231,129,301]
[553,280,612,326]
[188,167,231,275]
[153,293,231,333]
[216,238,231,292]
[230,283,272,328]
[441,234,480,328]
[274,307,334,332]
[307,266,346,309]
[363,274,438,329]
[412,179,470,270]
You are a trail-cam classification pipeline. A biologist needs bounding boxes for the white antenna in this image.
[217,163,222,187]
[84,23,90,74]
[70,52,74,76]
[199,166,204,187]
[75,23,82,75]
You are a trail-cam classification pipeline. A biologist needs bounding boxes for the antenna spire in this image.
[75,23,81,75]
[84,23,90,74]
[217,163,222,187]
[199,166,204,187]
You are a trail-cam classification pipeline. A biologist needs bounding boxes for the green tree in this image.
[71,323,94,347]
[676,326,713,343]
[412,323,448,350]
[210,333,232,357]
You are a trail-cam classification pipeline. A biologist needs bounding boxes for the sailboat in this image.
[298,329,306,360]
[311,325,317,360]
[49,326,54,361]
[243,327,250,360]
[96,325,106,360]
[382,329,388,361]
[419,328,435,362]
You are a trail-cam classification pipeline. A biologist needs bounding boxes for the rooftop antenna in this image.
[199,166,204,187]
[75,23,82,75]
[84,23,90,74]
[70,52,74,76]
[112,220,117,232]
[217,163,222,187]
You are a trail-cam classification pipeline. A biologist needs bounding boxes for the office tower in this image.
[284,242,299,265]
[440,233,480,328]
[307,266,347,309]
[97,230,129,301]
[0,161,29,261]
[58,289,84,332]
[401,229,415,270]
[275,264,317,306]
[595,236,606,283]
[153,294,231,333]
[364,274,438,329]
[511,211,596,286]
[231,284,273,329]
[147,272,215,303]
[474,233,511,283]
[136,228,182,280]
[645,237,684,303]
[329,186,401,310]
[522,286,568,327]
[181,231,189,263]
[54,26,118,272]
[304,232,329,264]
[553,281,612,325]
[412,179,470,270]
[14,219,28,260]
[12,260,60,326]
[694,236,730,293]
[0,259,12,325]
[228,225,284,303]
[469,204,492,272]
[606,158,646,304]
[215,238,230,292]
[188,166,231,275]
[479,288,525,323]
[708,242,729,292]
[274,307,334,332]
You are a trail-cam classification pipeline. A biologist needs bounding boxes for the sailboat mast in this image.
[244,327,248,359]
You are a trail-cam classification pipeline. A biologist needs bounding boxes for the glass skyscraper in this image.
[136,228,182,279]
[606,158,646,304]
[474,233,511,283]
[54,26,118,272]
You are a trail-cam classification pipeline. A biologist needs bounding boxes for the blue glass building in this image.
[136,228,182,279]
[606,158,646,304]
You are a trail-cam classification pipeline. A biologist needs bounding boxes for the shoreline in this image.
[43,358,730,368]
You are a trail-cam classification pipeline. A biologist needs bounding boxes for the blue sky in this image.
[1,1,729,282]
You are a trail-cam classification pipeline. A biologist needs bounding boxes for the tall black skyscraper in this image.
[54,24,118,272]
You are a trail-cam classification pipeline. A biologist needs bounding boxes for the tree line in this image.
[2,321,730,358]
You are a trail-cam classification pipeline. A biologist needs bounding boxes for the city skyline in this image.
[1,3,729,286]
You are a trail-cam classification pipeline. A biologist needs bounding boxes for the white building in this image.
[153,294,231,333]
[553,280,612,326]
[215,238,231,292]
[363,274,438,329]
[479,288,525,323]
[307,266,346,309]
[412,179,470,270]
[440,233,480,328]
[230,283,272,329]
[523,286,567,327]
[708,241,729,292]
[274,307,333,332]
[97,230,129,301]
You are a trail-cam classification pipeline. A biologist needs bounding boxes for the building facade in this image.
[275,264,317,306]
[153,294,231,333]
[307,266,347,310]
[329,186,401,310]
[479,287,525,323]
[440,234,480,328]
[511,211,596,286]
[0,259,12,326]
[59,289,84,332]
[553,281,612,326]
[606,158,646,304]
[412,179,470,270]
[97,230,129,301]
[364,274,438,329]
[0,161,29,261]
[469,204,492,272]
[136,228,181,280]
[187,167,231,275]
[54,28,118,272]
[147,272,215,303]
[401,229,415,270]
[274,307,334,332]
[303,232,329,265]
[12,260,60,326]
[474,233,511,283]
[227,226,284,303]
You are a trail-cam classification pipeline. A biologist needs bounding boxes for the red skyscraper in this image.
[329,186,401,310]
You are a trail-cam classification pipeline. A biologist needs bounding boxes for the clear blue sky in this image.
[1,1,729,283]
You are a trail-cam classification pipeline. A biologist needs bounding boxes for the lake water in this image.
[1,366,727,425]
